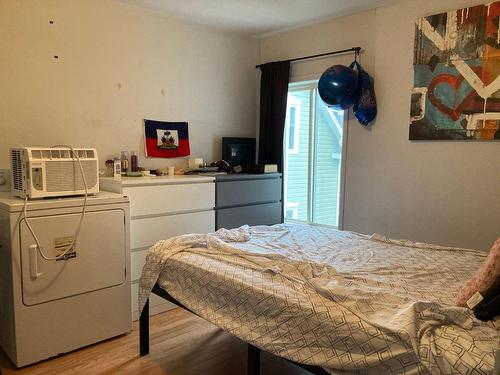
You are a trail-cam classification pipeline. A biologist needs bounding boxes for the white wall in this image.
[260,0,500,251]
[0,0,259,169]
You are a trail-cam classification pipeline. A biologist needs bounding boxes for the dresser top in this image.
[215,173,281,181]
[100,174,215,187]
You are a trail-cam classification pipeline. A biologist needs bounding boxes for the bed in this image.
[138,224,498,374]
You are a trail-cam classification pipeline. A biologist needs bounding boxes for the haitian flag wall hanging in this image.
[144,119,191,158]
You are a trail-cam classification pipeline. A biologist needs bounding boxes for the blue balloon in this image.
[318,65,359,109]
[352,61,377,126]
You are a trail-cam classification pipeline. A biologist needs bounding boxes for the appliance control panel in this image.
[32,168,43,190]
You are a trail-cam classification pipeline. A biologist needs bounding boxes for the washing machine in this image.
[0,191,131,367]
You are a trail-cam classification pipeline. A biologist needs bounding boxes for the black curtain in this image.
[258,61,290,172]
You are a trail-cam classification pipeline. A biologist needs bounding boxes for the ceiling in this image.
[117,0,401,37]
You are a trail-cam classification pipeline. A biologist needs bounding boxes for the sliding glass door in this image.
[283,82,344,227]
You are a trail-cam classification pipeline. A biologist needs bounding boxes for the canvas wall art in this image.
[410,2,500,140]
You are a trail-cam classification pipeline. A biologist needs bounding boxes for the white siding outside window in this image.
[283,81,345,228]
[285,96,301,154]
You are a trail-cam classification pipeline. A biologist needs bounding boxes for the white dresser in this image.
[100,175,215,320]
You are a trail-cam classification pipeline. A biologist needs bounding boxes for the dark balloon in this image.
[351,61,377,126]
[318,65,359,109]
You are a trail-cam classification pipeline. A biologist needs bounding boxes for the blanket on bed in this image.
[139,224,499,375]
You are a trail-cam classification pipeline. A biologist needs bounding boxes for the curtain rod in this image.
[255,46,361,68]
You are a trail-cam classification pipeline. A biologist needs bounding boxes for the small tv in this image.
[222,137,256,167]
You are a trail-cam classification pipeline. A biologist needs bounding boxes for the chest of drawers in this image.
[215,173,283,229]
[100,175,215,320]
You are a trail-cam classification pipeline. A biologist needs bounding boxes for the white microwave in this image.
[10,147,99,199]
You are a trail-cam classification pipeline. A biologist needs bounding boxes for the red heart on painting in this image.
[426,66,500,121]
[427,74,475,121]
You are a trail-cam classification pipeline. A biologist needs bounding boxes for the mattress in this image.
[139,224,499,374]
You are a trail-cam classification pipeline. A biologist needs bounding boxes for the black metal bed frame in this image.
[139,284,329,375]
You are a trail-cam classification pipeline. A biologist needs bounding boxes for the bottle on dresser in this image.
[113,159,121,180]
[130,151,138,172]
[121,151,129,174]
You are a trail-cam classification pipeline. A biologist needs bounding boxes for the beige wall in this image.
[260,0,500,251]
[0,0,259,169]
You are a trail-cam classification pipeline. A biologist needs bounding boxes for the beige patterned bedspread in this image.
[139,224,499,374]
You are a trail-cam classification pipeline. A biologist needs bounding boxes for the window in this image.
[288,107,297,149]
[284,202,299,220]
[285,96,301,154]
[283,81,345,227]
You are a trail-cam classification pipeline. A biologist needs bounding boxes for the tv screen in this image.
[222,137,256,167]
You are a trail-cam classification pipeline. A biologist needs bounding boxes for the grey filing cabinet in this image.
[215,173,283,229]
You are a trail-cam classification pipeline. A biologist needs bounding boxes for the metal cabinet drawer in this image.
[216,177,281,208]
[216,202,282,230]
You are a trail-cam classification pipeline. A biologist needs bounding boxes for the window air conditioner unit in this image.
[10,147,99,199]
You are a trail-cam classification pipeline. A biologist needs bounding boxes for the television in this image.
[222,137,256,167]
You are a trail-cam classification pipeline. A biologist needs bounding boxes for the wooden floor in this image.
[0,308,311,375]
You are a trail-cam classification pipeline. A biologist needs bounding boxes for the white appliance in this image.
[0,192,131,367]
[10,147,99,199]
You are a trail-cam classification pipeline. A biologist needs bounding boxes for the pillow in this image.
[457,237,500,307]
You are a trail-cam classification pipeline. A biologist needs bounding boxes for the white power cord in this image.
[22,145,88,261]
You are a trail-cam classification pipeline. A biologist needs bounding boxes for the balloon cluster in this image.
[318,60,377,126]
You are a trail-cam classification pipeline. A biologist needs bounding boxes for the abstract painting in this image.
[410,2,500,140]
